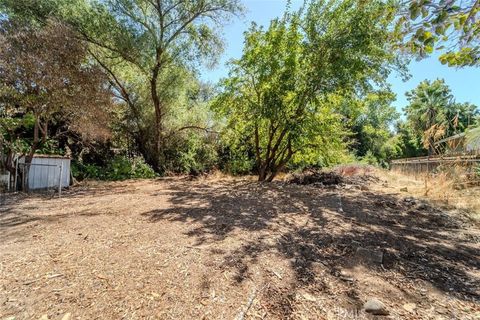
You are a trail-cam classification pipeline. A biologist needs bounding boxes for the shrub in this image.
[73,155,156,181]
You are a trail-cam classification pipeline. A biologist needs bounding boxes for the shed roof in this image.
[20,154,71,159]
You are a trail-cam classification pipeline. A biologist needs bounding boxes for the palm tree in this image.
[404,79,453,155]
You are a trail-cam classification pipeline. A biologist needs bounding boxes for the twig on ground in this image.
[23,278,41,285]
[235,284,267,320]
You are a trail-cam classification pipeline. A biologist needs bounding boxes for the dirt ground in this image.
[0,172,479,319]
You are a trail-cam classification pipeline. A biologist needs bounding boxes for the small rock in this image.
[364,298,389,315]
[340,275,354,282]
[400,187,408,192]
[403,303,417,313]
[360,185,369,191]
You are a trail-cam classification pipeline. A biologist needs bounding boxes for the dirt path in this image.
[0,176,479,319]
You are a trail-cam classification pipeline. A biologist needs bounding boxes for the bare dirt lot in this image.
[1,173,479,319]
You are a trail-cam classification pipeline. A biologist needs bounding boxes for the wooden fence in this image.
[390,154,480,178]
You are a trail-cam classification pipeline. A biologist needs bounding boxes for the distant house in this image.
[434,132,480,154]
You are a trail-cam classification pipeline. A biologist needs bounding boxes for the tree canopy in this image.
[0,19,112,172]
[214,0,404,181]
[1,0,243,171]
[404,79,478,154]
[398,0,480,66]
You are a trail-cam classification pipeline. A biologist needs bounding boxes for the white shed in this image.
[18,155,71,190]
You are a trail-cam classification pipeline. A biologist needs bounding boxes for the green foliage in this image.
[397,0,480,66]
[214,0,403,181]
[394,121,427,158]
[73,156,156,180]
[163,132,219,175]
[360,150,379,166]
[404,79,478,154]
[221,154,255,176]
[338,90,402,166]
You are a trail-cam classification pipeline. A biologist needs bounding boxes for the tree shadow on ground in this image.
[143,180,480,305]
[0,190,107,242]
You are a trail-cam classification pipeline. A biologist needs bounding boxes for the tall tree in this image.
[0,0,242,171]
[403,79,479,154]
[344,90,401,165]
[215,0,404,181]
[0,20,112,173]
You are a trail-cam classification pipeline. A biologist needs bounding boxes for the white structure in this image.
[18,155,71,190]
[0,173,10,190]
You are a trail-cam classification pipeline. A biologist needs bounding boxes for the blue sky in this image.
[201,0,480,113]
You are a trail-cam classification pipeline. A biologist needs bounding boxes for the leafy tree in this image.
[214,0,403,181]
[444,102,478,134]
[342,90,401,166]
[394,121,427,158]
[404,79,478,155]
[0,20,112,173]
[404,79,453,154]
[0,0,243,171]
[397,0,480,66]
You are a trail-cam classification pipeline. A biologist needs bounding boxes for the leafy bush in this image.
[221,151,255,175]
[72,156,156,181]
[360,150,379,166]
[163,132,219,175]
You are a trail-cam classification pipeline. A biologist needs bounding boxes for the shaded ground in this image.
[0,174,479,319]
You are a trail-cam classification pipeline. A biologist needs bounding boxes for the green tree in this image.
[404,79,478,155]
[343,90,401,166]
[1,0,243,171]
[404,79,453,154]
[397,0,480,66]
[394,121,427,158]
[214,0,403,181]
[444,102,478,135]
[0,20,112,173]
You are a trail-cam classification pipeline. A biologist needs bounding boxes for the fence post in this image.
[22,165,25,192]
[14,156,18,192]
[58,163,63,197]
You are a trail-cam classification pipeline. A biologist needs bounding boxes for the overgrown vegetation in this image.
[0,0,479,182]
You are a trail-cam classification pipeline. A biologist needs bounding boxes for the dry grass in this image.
[377,169,480,222]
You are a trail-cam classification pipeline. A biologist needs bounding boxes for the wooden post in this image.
[14,156,18,192]
[58,163,63,197]
[22,165,25,192]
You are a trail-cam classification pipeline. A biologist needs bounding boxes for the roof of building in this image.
[19,154,71,159]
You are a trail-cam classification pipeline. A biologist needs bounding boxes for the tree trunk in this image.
[25,116,40,165]
[151,67,163,156]
[22,116,41,192]
[258,165,267,181]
